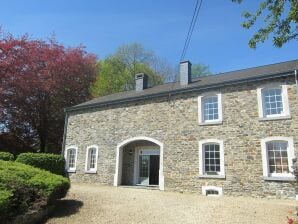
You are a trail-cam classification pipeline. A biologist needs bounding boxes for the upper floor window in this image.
[85,145,98,173]
[198,93,222,125]
[261,137,295,179]
[257,84,290,119]
[65,146,77,172]
[199,139,225,178]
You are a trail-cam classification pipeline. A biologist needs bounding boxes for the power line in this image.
[167,0,204,123]
[180,0,199,61]
[180,0,203,62]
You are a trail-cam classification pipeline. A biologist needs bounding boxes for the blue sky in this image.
[0,0,297,73]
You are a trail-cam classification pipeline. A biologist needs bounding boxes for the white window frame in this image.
[261,136,295,180]
[198,92,223,125]
[199,139,225,178]
[64,146,78,173]
[85,145,99,173]
[257,83,290,120]
[202,186,223,196]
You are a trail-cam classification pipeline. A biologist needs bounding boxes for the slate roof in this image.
[66,59,298,112]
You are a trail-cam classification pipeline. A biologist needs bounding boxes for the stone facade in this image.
[65,76,298,199]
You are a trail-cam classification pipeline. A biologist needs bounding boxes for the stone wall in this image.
[65,76,298,199]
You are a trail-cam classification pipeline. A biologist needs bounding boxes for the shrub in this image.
[0,189,12,220]
[0,152,14,161]
[16,153,65,176]
[0,160,70,223]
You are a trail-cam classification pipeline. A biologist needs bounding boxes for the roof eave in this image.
[65,70,295,113]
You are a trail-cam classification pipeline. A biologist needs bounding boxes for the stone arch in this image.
[114,136,164,190]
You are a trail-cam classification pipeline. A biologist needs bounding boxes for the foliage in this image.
[16,153,65,176]
[0,152,14,161]
[0,189,12,219]
[191,63,212,79]
[0,30,97,153]
[90,43,173,97]
[0,133,34,155]
[233,0,298,48]
[0,160,70,223]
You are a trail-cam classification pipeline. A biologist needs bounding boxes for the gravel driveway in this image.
[46,183,297,224]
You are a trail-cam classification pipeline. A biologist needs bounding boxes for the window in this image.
[199,139,225,178]
[198,93,222,124]
[85,145,98,173]
[257,84,290,119]
[65,146,77,172]
[263,88,283,116]
[261,137,295,179]
[202,186,223,196]
[206,189,219,196]
[267,141,289,174]
[204,144,220,174]
[203,96,219,121]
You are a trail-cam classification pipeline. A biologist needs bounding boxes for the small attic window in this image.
[136,74,143,79]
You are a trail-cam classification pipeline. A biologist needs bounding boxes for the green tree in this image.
[233,0,298,48]
[91,43,171,97]
[191,63,212,79]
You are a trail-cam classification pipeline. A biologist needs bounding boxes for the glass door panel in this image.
[139,155,149,185]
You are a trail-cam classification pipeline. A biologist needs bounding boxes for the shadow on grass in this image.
[47,199,83,220]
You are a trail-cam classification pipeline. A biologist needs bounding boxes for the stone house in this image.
[63,60,298,199]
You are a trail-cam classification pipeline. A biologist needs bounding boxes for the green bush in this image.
[0,160,70,223]
[0,152,14,161]
[0,189,12,219]
[16,153,65,176]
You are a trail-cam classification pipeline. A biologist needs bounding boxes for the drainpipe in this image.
[295,70,298,96]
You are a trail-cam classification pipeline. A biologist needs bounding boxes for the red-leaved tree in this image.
[0,31,97,153]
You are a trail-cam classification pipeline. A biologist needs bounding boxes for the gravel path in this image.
[46,183,297,224]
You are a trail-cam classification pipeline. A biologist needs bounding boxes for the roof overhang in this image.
[65,70,295,113]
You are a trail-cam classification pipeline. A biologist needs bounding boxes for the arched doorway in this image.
[114,136,164,190]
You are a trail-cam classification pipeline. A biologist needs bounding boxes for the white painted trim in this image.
[261,136,295,178]
[282,84,290,116]
[257,83,290,119]
[85,145,99,173]
[198,139,225,176]
[257,87,264,119]
[198,92,223,125]
[114,136,164,190]
[199,175,226,179]
[64,145,78,172]
[202,186,223,196]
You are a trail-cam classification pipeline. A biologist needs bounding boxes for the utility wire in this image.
[180,0,203,62]
[180,0,199,61]
[167,0,204,123]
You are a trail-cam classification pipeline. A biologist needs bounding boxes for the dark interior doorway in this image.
[149,155,159,185]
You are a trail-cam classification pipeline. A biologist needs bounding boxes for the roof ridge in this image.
[210,59,298,77]
[72,59,298,110]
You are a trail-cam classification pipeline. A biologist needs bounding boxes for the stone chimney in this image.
[135,73,148,91]
[180,60,192,85]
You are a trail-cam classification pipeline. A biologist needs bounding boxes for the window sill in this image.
[67,170,76,173]
[85,170,97,174]
[263,176,296,182]
[259,115,291,121]
[199,121,223,126]
[199,175,226,179]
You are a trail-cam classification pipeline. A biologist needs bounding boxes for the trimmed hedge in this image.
[0,160,70,223]
[16,153,65,176]
[0,152,14,161]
